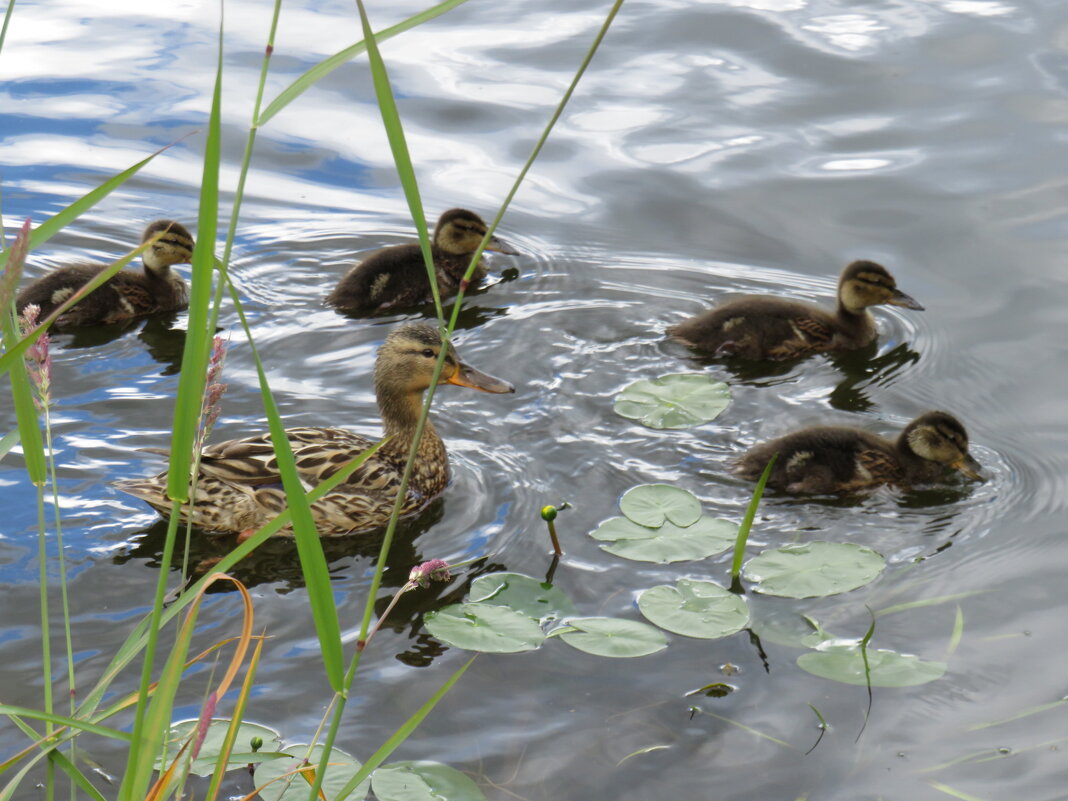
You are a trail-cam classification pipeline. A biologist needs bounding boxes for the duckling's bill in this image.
[485,234,519,256]
[887,288,924,310]
[447,363,515,393]
[952,453,983,480]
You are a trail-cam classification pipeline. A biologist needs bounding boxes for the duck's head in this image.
[374,322,515,405]
[141,220,195,273]
[838,260,923,313]
[433,208,519,257]
[902,410,982,479]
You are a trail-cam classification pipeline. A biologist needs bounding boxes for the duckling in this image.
[326,208,518,313]
[667,260,923,360]
[736,411,982,493]
[16,220,194,327]
[115,323,514,537]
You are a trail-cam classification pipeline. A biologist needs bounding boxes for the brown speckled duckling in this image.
[736,411,982,493]
[668,260,923,360]
[115,323,514,537]
[16,220,194,327]
[326,208,518,313]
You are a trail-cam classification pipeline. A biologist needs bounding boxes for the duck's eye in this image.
[422,348,435,358]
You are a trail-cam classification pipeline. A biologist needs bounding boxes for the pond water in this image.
[3,0,1068,798]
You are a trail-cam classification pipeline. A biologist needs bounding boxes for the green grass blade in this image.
[223,277,345,691]
[165,77,223,503]
[0,429,18,461]
[354,0,441,319]
[730,453,776,583]
[0,0,14,57]
[444,0,624,330]
[944,605,964,661]
[335,657,476,797]
[1,220,46,486]
[0,706,131,741]
[257,0,470,126]
[0,145,174,274]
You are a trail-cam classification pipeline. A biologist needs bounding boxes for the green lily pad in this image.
[373,761,486,801]
[614,373,731,429]
[797,645,947,687]
[158,719,281,777]
[638,579,749,639]
[255,744,368,801]
[468,572,576,623]
[743,542,886,598]
[425,603,545,653]
[620,483,702,527]
[591,515,736,563]
[554,617,668,658]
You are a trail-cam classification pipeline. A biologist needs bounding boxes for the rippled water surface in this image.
[3,0,1068,798]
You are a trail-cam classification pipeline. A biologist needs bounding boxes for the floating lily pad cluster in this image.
[159,723,490,801]
[425,572,667,657]
[613,373,732,429]
[589,484,737,564]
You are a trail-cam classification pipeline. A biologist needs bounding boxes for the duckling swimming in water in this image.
[326,208,519,313]
[16,220,194,327]
[115,323,514,537]
[668,260,923,360]
[736,411,982,493]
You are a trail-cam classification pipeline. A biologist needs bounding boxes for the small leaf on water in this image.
[556,617,668,658]
[373,761,487,801]
[743,542,886,598]
[254,744,368,801]
[590,515,736,564]
[620,483,702,527]
[425,603,545,653]
[614,373,731,429]
[638,579,749,639]
[797,645,947,687]
[157,719,280,777]
[468,572,576,623]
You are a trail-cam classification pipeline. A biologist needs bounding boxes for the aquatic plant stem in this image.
[0,0,14,57]
[730,453,777,591]
[35,489,54,801]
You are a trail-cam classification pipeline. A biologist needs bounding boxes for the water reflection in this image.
[113,500,447,593]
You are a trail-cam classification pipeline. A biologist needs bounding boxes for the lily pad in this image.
[797,645,947,687]
[614,373,731,429]
[255,744,368,801]
[468,572,576,623]
[158,719,281,777]
[425,603,545,653]
[638,579,749,639]
[373,761,487,801]
[620,483,702,527]
[743,542,885,598]
[554,617,668,658]
[590,515,736,564]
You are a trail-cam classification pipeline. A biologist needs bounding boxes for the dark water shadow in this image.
[113,498,448,593]
[826,341,921,412]
[50,312,190,376]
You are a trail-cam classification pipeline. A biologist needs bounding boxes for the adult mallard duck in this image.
[16,220,195,327]
[736,410,982,493]
[667,260,923,360]
[326,208,519,313]
[115,323,514,537]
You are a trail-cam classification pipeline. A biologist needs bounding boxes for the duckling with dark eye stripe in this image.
[668,260,924,360]
[326,208,519,314]
[16,220,194,327]
[736,411,982,494]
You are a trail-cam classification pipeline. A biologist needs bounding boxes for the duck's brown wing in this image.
[198,427,385,489]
